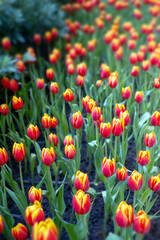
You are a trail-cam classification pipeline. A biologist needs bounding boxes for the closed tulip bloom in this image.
[10,79,19,92]
[92,107,101,121]
[120,111,130,126]
[65,144,76,159]
[151,111,160,126]
[44,31,52,43]
[12,96,23,110]
[135,91,143,103]
[1,76,10,88]
[32,218,58,240]
[36,78,45,89]
[41,113,52,128]
[101,157,116,178]
[100,122,111,138]
[2,37,11,50]
[112,118,124,137]
[115,201,134,228]
[153,78,160,89]
[51,117,58,128]
[144,132,156,148]
[100,63,110,79]
[142,60,150,71]
[0,104,9,116]
[96,80,102,88]
[51,28,58,39]
[41,147,55,166]
[148,175,160,192]
[82,95,90,109]
[0,147,8,166]
[72,190,91,215]
[108,71,118,88]
[116,167,128,181]
[131,66,139,77]
[46,69,54,80]
[11,223,28,240]
[49,133,58,146]
[138,150,150,166]
[130,52,137,65]
[29,187,42,204]
[34,34,41,44]
[122,86,131,100]
[16,61,25,73]
[63,89,74,102]
[0,215,4,234]
[67,64,75,75]
[49,54,57,65]
[13,143,25,162]
[76,75,85,87]
[111,38,120,52]
[74,171,90,192]
[25,201,45,226]
[128,170,143,191]
[86,99,97,113]
[115,103,125,117]
[50,82,59,95]
[95,114,104,128]
[77,62,87,76]
[133,210,151,234]
[27,124,40,141]
[71,111,83,129]
[64,136,74,146]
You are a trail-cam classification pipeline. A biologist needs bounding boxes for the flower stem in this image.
[114,137,117,160]
[2,166,8,208]
[19,162,25,194]
[82,215,88,240]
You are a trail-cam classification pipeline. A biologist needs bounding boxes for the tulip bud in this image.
[144,132,156,148]
[128,170,143,191]
[119,110,130,126]
[13,143,25,162]
[148,175,160,192]
[32,218,58,240]
[44,31,52,43]
[86,99,97,113]
[142,60,150,71]
[100,122,111,138]
[71,111,83,129]
[41,113,52,128]
[0,215,4,234]
[115,103,125,117]
[10,79,19,92]
[46,68,54,80]
[76,75,85,87]
[49,133,58,146]
[50,82,59,95]
[0,104,9,116]
[51,117,58,128]
[0,147,8,166]
[108,71,118,88]
[116,167,128,181]
[63,89,74,102]
[153,78,160,89]
[34,34,41,44]
[65,144,76,159]
[74,171,90,192]
[82,95,90,109]
[72,190,91,215]
[130,52,137,64]
[101,157,116,178]
[12,96,23,111]
[28,187,42,204]
[122,86,131,100]
[96,80,102,88]
[11,223,28,240]
[115,201,134,228]
[49,54,57,65]
[67,64,75,75]
[92,107,101,121]
[2,37,11,50]
[138,150,150,166]
[95,114,104,128]
[41,147,55,166]
[135,91,143,103]
[151,111,160,126]
[128,40,136,50]
[100,63,110,79]
[111,38,120,52]
[115,47,123,61]
[25,201,45,226]
[1,76,10,89]
[77,62,87,76]
[64,136,74,146]
[133,210,151,234]
[36,78,45,89]
[131,66,139,77]
[51,28,58,39]
[27,124,40,141]
[16,61,25,73]
[112,118,124,137]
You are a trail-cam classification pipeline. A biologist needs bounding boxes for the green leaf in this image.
[106,232,121,240]
[94,145,106,183]
[0,206,14,240]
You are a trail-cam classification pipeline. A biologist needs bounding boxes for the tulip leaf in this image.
[0,206,14,240]
[94,145,106,184]
[106,233,121,240]
[145,195,158,214]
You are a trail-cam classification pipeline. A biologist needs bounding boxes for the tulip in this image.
[0,104,9,116]
[50,82,59,95]
[153,78,160,89]
[82,95,90,109]
[10,79,19,92]
[67,64,75,75]
[101,157,116,178]
[2,37,11,50]
[49,54,57,65]
[36,78,45,89]
[135,91,143,103]
[108,71,118,88]
[65,144,76,159]
[133,210,151,234]
[119,111,130,126]
[111,38,120,52]
[115,47,123,61]
[142,60,150,71]
[41,147,55,166]
[25,201,45,226]
[34,34,41,44]
[71,111,83,129]
[96,80,102,88]
[115,201,134,228]
[76,75,85,87]
[13,143,25,162]
[63,89,74,102]
[144,132,156,148]
[32,218,58,240]
[51,117,58,128]
[122,86,131,100]
[74,171,90,192]
[11,223,28,240]
[12,96,23,111]
[46,69,54,80]
[16,61,25,73]
[128,40,136,50]
[86,99,97,113]
[115,103,125,117]
[72,190,91,215]
[1,76,10,89]
[138,150,150,166]
[151,111,160,126]
[112,118,124,137]
[130,52,137,64]
[100,122,111,138]
[100,63,110,79]
[49,133,58,146]
[64,136,74,146]
[77,62,87,76]
[0,215,4,234]
[148,175,160,192]
[51,28,58,39]
[27,124,40,141]
[131,66,139,77]
[128,170,143,191]
[41,113,52,128]
[74,43,82,55]
[92,107,101,121]
[95,114,104,128]
[116,167,128,181]
[0,147,8,166]
[28,186,42,204]
[44,31,52,43]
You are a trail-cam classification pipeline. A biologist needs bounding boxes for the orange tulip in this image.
[71,111,83,129]
[101,157,116,178]
[92,107,101,121]
[11,223,28,240]
[128,170,143,191]
[41,113,52,128]
[133,210,151,234]
[25,201,45,226]
[63,89,74,102]
[2,37,11,50]
[13,143,25,162]
[148,175,160,192]
[49,133,58,146]
[119,111,130,126]
[50,82,59,95]
[0,215,4,234]
[116,167,128,181]
[64,136,74,146]
[27,124,40,141]
[144,132,156,148]
[77,62,87,76]
[108,71,118,88]
[46,69,54,80]
[65,144,76,159]
[12,96,23,110]
[72,190,91,215]
[115,103,125,117]
[0,104,9,116]
[112,118,124,137]
[135,91,143,103]
[115,201,134,228]
[74,170,90,192]
[122,86,131,100]
[131,66,139,77]
[28,187,42,204]
[151,111,160,126]
[41,147,55,166]
[100,122,111,138]
[16,61,25,73]
[138,150,150,166]
[36,78,45,89]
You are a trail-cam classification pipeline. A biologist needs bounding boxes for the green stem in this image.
[96,124,99,145]
[82,215,88,240]
[19,162,25,194]
[5,89,8,105]
[133,191,136,211]
[114,137,117,160]
[105,140,108,156]
[79,87,82,111]
[2,166,8,208]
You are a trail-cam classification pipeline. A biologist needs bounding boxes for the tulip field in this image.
[1,0,160,239]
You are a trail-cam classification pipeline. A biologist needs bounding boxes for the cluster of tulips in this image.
[1,0,160,239]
